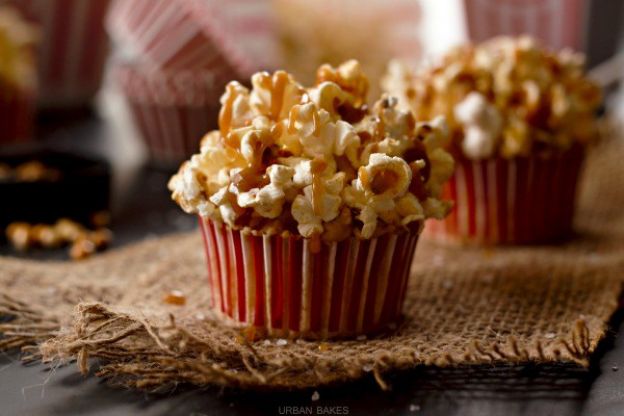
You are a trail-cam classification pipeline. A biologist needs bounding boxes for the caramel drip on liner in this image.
[311,158,327,217]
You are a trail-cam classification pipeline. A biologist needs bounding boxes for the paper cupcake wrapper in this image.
[106,0,278,77]
[463,0,585,50]
[199,218,421,339]
[9,0,111,107]
[113,61,225,163]
[426,147,585,245]
[0,88,36,143]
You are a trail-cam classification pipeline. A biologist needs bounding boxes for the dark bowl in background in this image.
[0,147,111,238]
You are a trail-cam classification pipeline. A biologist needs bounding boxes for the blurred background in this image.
[0,0,623,258]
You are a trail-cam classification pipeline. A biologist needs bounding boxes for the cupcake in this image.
[112,60,230,164]
[6,0,111,108]
[0,7,38,144]
[106,0,279,78]
[169,60,454,339]
[383,36,601,245]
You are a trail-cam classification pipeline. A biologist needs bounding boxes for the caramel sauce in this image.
[232,167,269,192]
[218,85,237,136]
[287,106,298,134]
[358,166,370,188]
[270,122,283,139]
[271,71,289,120]
[309,232,321,254]
[316,66,335,85]
[224,131,240,148]
[316,65,368,106]
[335,155,356,182]
[310,158,327,216]
[287,106,321,137]
[312,111,320,136]
[370,170,399,194]
[406,112,416,132]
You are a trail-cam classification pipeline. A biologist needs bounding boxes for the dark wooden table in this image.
[0,115,623,416]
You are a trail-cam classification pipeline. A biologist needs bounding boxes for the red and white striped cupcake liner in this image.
[113,61,227,164]
[106,0,278,78]
[199,218,421,339]
[463,0,585,50]
[426,146,585,245]
[0,87,36,144]
[7,0,111,107]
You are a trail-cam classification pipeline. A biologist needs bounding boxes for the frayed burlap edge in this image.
[34,301,613,391]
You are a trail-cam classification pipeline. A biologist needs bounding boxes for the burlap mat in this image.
[1,137,623,391]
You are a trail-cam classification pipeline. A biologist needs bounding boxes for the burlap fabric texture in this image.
[1,137,623,391]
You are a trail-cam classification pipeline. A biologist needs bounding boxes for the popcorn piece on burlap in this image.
[1,136,624,391]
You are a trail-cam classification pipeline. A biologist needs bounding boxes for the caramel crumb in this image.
[55,218,85,241]
[163,290,187,306]
[6,222,31,251]
[31,224,61,248]
[89,228,113,249]
[318,342,330,352]
[14,161,52,181]
[69,237,97,260]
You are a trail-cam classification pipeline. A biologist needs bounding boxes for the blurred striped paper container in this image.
[111,60,228,165]
[463,0,585,50]
[199,218,422,339]
[4,0,112,108]
[106,0,279,78]
[0,86,36,144]
[425,146,585,245]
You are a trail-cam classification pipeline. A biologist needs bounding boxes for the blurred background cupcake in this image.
[110,61,228,165]
[2,0,112,110]
[0,6,38,144]
[383,36,602,244]
[273,0,422,98]
[104,0,279,166]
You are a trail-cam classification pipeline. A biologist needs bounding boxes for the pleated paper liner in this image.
[425,145,584,245]
[0,136,622,390]
[462,0,585,50]
[199,218,421,339]
[106,0,278,77]
[112,60,227,164]
[7,0,111,107]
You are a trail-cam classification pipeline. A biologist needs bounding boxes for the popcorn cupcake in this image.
[383,36,601,245]
[0,7,38,144]
[169,60,454,339]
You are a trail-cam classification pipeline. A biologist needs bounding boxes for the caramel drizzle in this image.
[265,71,289,121]
[310,158,327,216]
[218,84,237,137]
[309,232,321,254]
[287,105,321,137]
